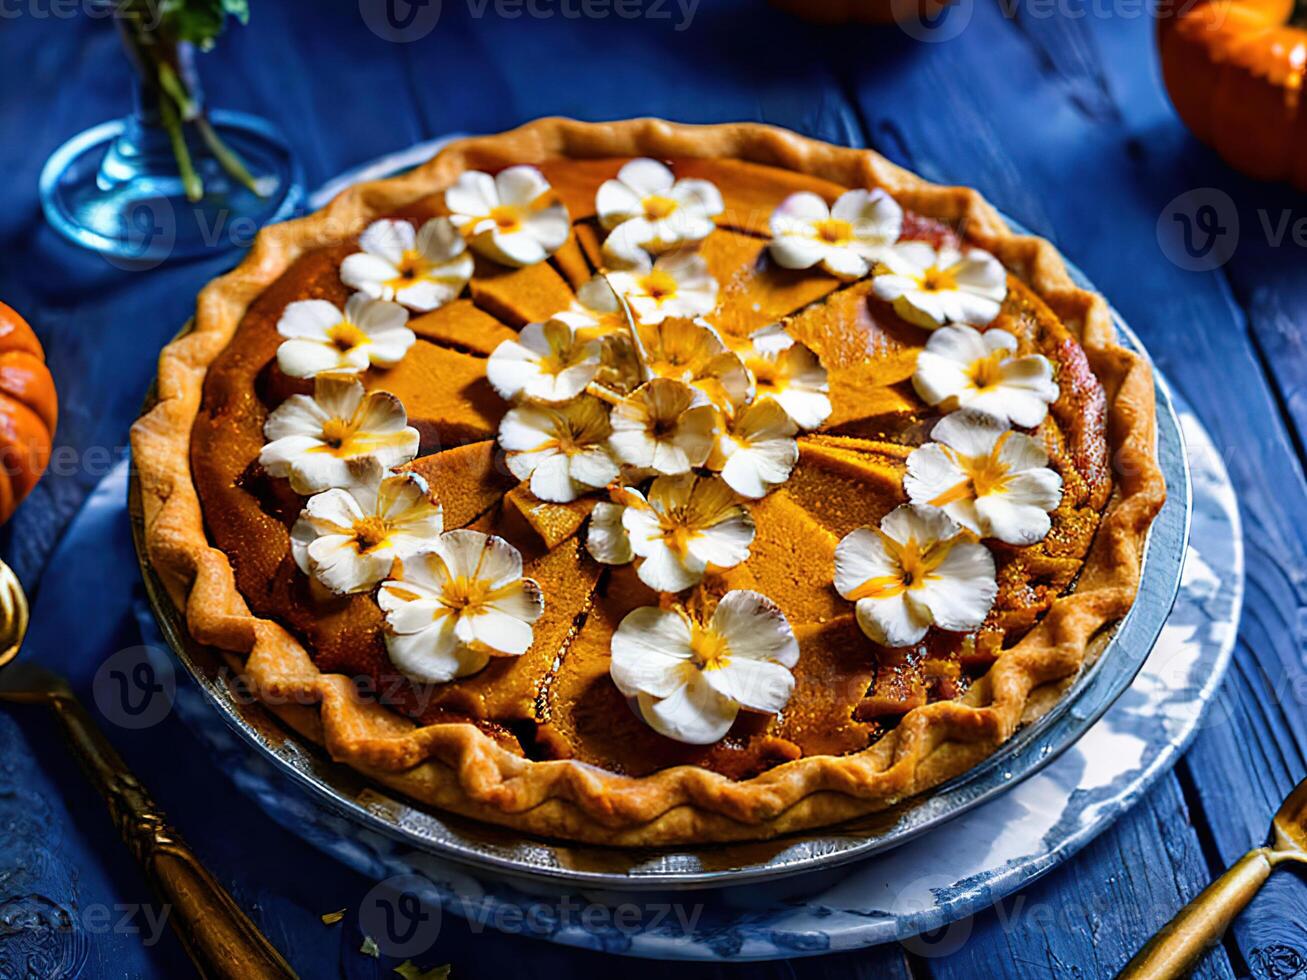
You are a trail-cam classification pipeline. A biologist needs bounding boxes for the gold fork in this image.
[0,557,297,979]
[1119,777,1307,979]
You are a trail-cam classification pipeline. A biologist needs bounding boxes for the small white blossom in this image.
[834,504,997,648]
[709,398,799,499]
[486,318,601,403]
[275,292,415,379]
[905,411,1063,545]
[259,375,420,494]
[872,241,1007,329]
[378,530,544,683]
[610,591,799,745]
[596,158,723,265]
[734,323,831,430]
[586,475,755,593]
[608,378,716,476]
[340,218,473,312]
[913,324,1059,427]
[499,397,619,503]
[768,189,903,280]
[444,165,570,268]
[604,250,718,325]
[290,464,443,595]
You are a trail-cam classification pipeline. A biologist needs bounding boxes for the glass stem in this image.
[118,16,268,200]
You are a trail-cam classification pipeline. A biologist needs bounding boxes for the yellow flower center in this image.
[352,516,391,552]
[639,269,679,302]
[643,195,679,220]
[967,350,1008,390]
[813,217,853,245]
[846,534,955,601]
[441,575,492,612]
[329,321,370,352]
[920,266,958,293]
[689,625,730,671]
[930,435,1014,507]
[488,204,522,232]
[319,417,354,450]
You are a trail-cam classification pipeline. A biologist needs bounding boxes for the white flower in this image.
[259,375,420,494]
[596,158,723,265]
[586,501,633,565]
[734,323,831,430]
[834,504,997,648]
[638,317,750,410]
[586,475,755,593]
[498,397,619,503]
[913,325,1059,427]
[768,189,903,280]
[553,275,625,336]
[610,591,799,745]
[604,250,718,325]
[378,529,544,683]
[486,318,600,403]
[608,378,716,476]
[905,411,1063,546]
[444,165,570,268]
[290,465,443,595]
[709,398,799,499]
[872,241,1007,329]
[275,292,416,379]
[340,218,473,312]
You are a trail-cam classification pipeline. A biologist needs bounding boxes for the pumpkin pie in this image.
[131,119,1165,845]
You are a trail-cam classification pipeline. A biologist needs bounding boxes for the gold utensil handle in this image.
[47,690,298,979]
[1118,847,1272,980]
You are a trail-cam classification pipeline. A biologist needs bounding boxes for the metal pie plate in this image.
[131,262,1190,892]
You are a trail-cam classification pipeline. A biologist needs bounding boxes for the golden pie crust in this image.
[131,118,1165,845]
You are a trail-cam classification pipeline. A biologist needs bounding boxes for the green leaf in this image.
[394,961,451,980]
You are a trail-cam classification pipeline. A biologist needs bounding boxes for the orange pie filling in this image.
[191,157,1111,781]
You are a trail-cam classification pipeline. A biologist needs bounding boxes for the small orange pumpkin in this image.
[0,303,57,523]
[1158,0,1307,189]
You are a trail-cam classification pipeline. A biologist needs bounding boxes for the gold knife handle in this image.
[47,691,298,980]
[1118,847,1273,980]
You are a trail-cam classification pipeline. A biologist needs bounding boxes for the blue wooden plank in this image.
[826,9,1244,980]
[920,778,1234,980]
[393,1,865,146]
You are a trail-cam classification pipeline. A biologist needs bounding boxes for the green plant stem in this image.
[195,116,267,197]
[156,61,198,121]
[158,94,203,202]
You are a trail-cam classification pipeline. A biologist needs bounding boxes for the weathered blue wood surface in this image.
[0,1,1302,976]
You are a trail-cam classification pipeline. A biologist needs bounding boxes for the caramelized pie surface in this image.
[191,157,1111,780]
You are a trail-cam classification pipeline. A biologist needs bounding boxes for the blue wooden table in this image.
[1,2,1304,977]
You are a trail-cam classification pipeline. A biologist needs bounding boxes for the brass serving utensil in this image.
[0,653,297,977]
[1119,777,1307,979]
[0,559,29,669]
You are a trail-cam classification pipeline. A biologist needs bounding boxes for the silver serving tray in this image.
[131,210,1189,890]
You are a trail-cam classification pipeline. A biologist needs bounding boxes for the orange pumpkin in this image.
[1158,0,1307,189]
[0,303,57,523]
